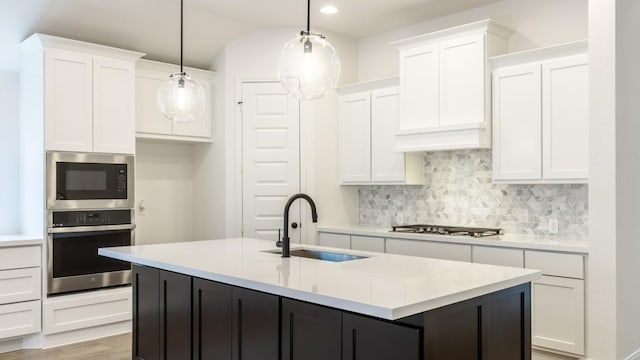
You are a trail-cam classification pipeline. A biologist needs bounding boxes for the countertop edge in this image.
[317,226,589,254]
[100,246,540,320]
[0,237,44,247]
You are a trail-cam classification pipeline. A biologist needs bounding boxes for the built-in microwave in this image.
[46,152,134,210]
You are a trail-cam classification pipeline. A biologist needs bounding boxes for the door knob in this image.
[291,222,298,229]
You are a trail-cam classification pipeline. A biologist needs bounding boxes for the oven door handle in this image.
[47,224,136,234]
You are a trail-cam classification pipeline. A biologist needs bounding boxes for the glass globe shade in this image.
[277,33,341,100]
[157,73,206,123]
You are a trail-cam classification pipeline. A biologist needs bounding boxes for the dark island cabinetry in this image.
[132,264,531,360]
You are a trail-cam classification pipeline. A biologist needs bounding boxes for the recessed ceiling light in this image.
[320,5,338,14]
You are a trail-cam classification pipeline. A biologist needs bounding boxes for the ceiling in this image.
[0,0,502,71]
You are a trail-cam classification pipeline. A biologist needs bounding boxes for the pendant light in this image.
[157,0,206,123]
[277,0,341,100]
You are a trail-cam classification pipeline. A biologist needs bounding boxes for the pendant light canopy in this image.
[157,0,206,123]
[277,0,341,100]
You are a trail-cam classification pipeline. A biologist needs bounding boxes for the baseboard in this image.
[625,348,640,360]
[0,338,23,354]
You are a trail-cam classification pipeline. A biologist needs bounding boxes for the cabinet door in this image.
[232,287,279,360]
[282,298,342,360]
[350,235,385,253]
[318,233,351,249]
[136,68,173,136]
[492,64,542,181]
[173,75,213,138]
[342,312,421,360]
[93,57,136,154]
[542,55,589,180]
[386,239,472,262]
[473,246,524,268]
[339,92,371,183]
[371,87,405,183]
[193,278,232,360]
[398,44,439,131]
[0,267,41,304]
[439,33,485,127]
[160,270,192,360]
[44,49,93,152]
[0,300,41,339]
[133,265,160,360]
[531,276,585,355]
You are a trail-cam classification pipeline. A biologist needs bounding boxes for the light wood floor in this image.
[0,333,131,360]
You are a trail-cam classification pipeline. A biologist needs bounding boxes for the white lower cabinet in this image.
[318,233,351,249]
[386,238,471,262]
[531,276,585,356]
[0,300,41,339]
[472,246,524,267]
[0,245,42,341]
[350,236,385,253]
[43,287,131,335]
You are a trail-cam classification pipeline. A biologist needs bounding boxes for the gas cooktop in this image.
[390,224,503,238]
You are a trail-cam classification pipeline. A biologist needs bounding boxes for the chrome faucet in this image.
[276,193,318,257]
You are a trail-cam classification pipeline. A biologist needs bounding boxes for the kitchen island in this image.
[100,238,540,360]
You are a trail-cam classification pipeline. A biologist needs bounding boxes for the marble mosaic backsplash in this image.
[358,149,588,238]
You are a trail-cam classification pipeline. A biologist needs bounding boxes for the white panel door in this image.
[93,57,135,154]
[385,239,472,262]
[173,75,213,138]
[542,55,589,180]
[339,92,371,183]
[135,68,172,135]
[532,276,585,355]
[439,33,485,127]
[371,87,405,183]
[44,49,93,152]
[398,44,439,131]
[242,82,301,243]
[492,63,542,181]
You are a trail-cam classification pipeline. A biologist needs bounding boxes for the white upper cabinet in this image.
[337,78,423,185]
[44,49,93,152]
[491,41,588,183]
[135,59,215,142]
[22,34,143,154]
[392,20,512,152]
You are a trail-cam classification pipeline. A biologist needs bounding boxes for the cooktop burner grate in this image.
[390,224,503,237]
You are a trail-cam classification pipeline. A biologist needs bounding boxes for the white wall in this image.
[356,0,587,81]
[614,0,640,358]
[0,72,19,234]
[195,27,359,242]
[135,140,194,244]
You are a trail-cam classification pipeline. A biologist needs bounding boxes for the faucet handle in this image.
[276,229,283,248]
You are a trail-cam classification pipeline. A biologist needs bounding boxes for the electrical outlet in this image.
[548,218,558,234]
[138,200,146,216]
[395,212,404,225]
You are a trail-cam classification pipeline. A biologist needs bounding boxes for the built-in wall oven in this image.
[46,152,135,295]
[47,209,134,295]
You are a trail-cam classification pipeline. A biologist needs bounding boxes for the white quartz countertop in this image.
[0,234,43,247]
[100,238,540,320]
[318,225,589,254]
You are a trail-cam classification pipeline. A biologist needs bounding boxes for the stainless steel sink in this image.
[264,248,368,262]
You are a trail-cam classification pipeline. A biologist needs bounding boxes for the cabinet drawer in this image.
[0,246,41,270]
[318,233,351,249]
[386,239,471,262]
[473,247,524,268]
[0,300,41,339]
[525,251,584,279]
[350,236,385,253]
[0,268,41,304]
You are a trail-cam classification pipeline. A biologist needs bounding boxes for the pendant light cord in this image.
[180,0,184,74]
[306,0,310,33]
